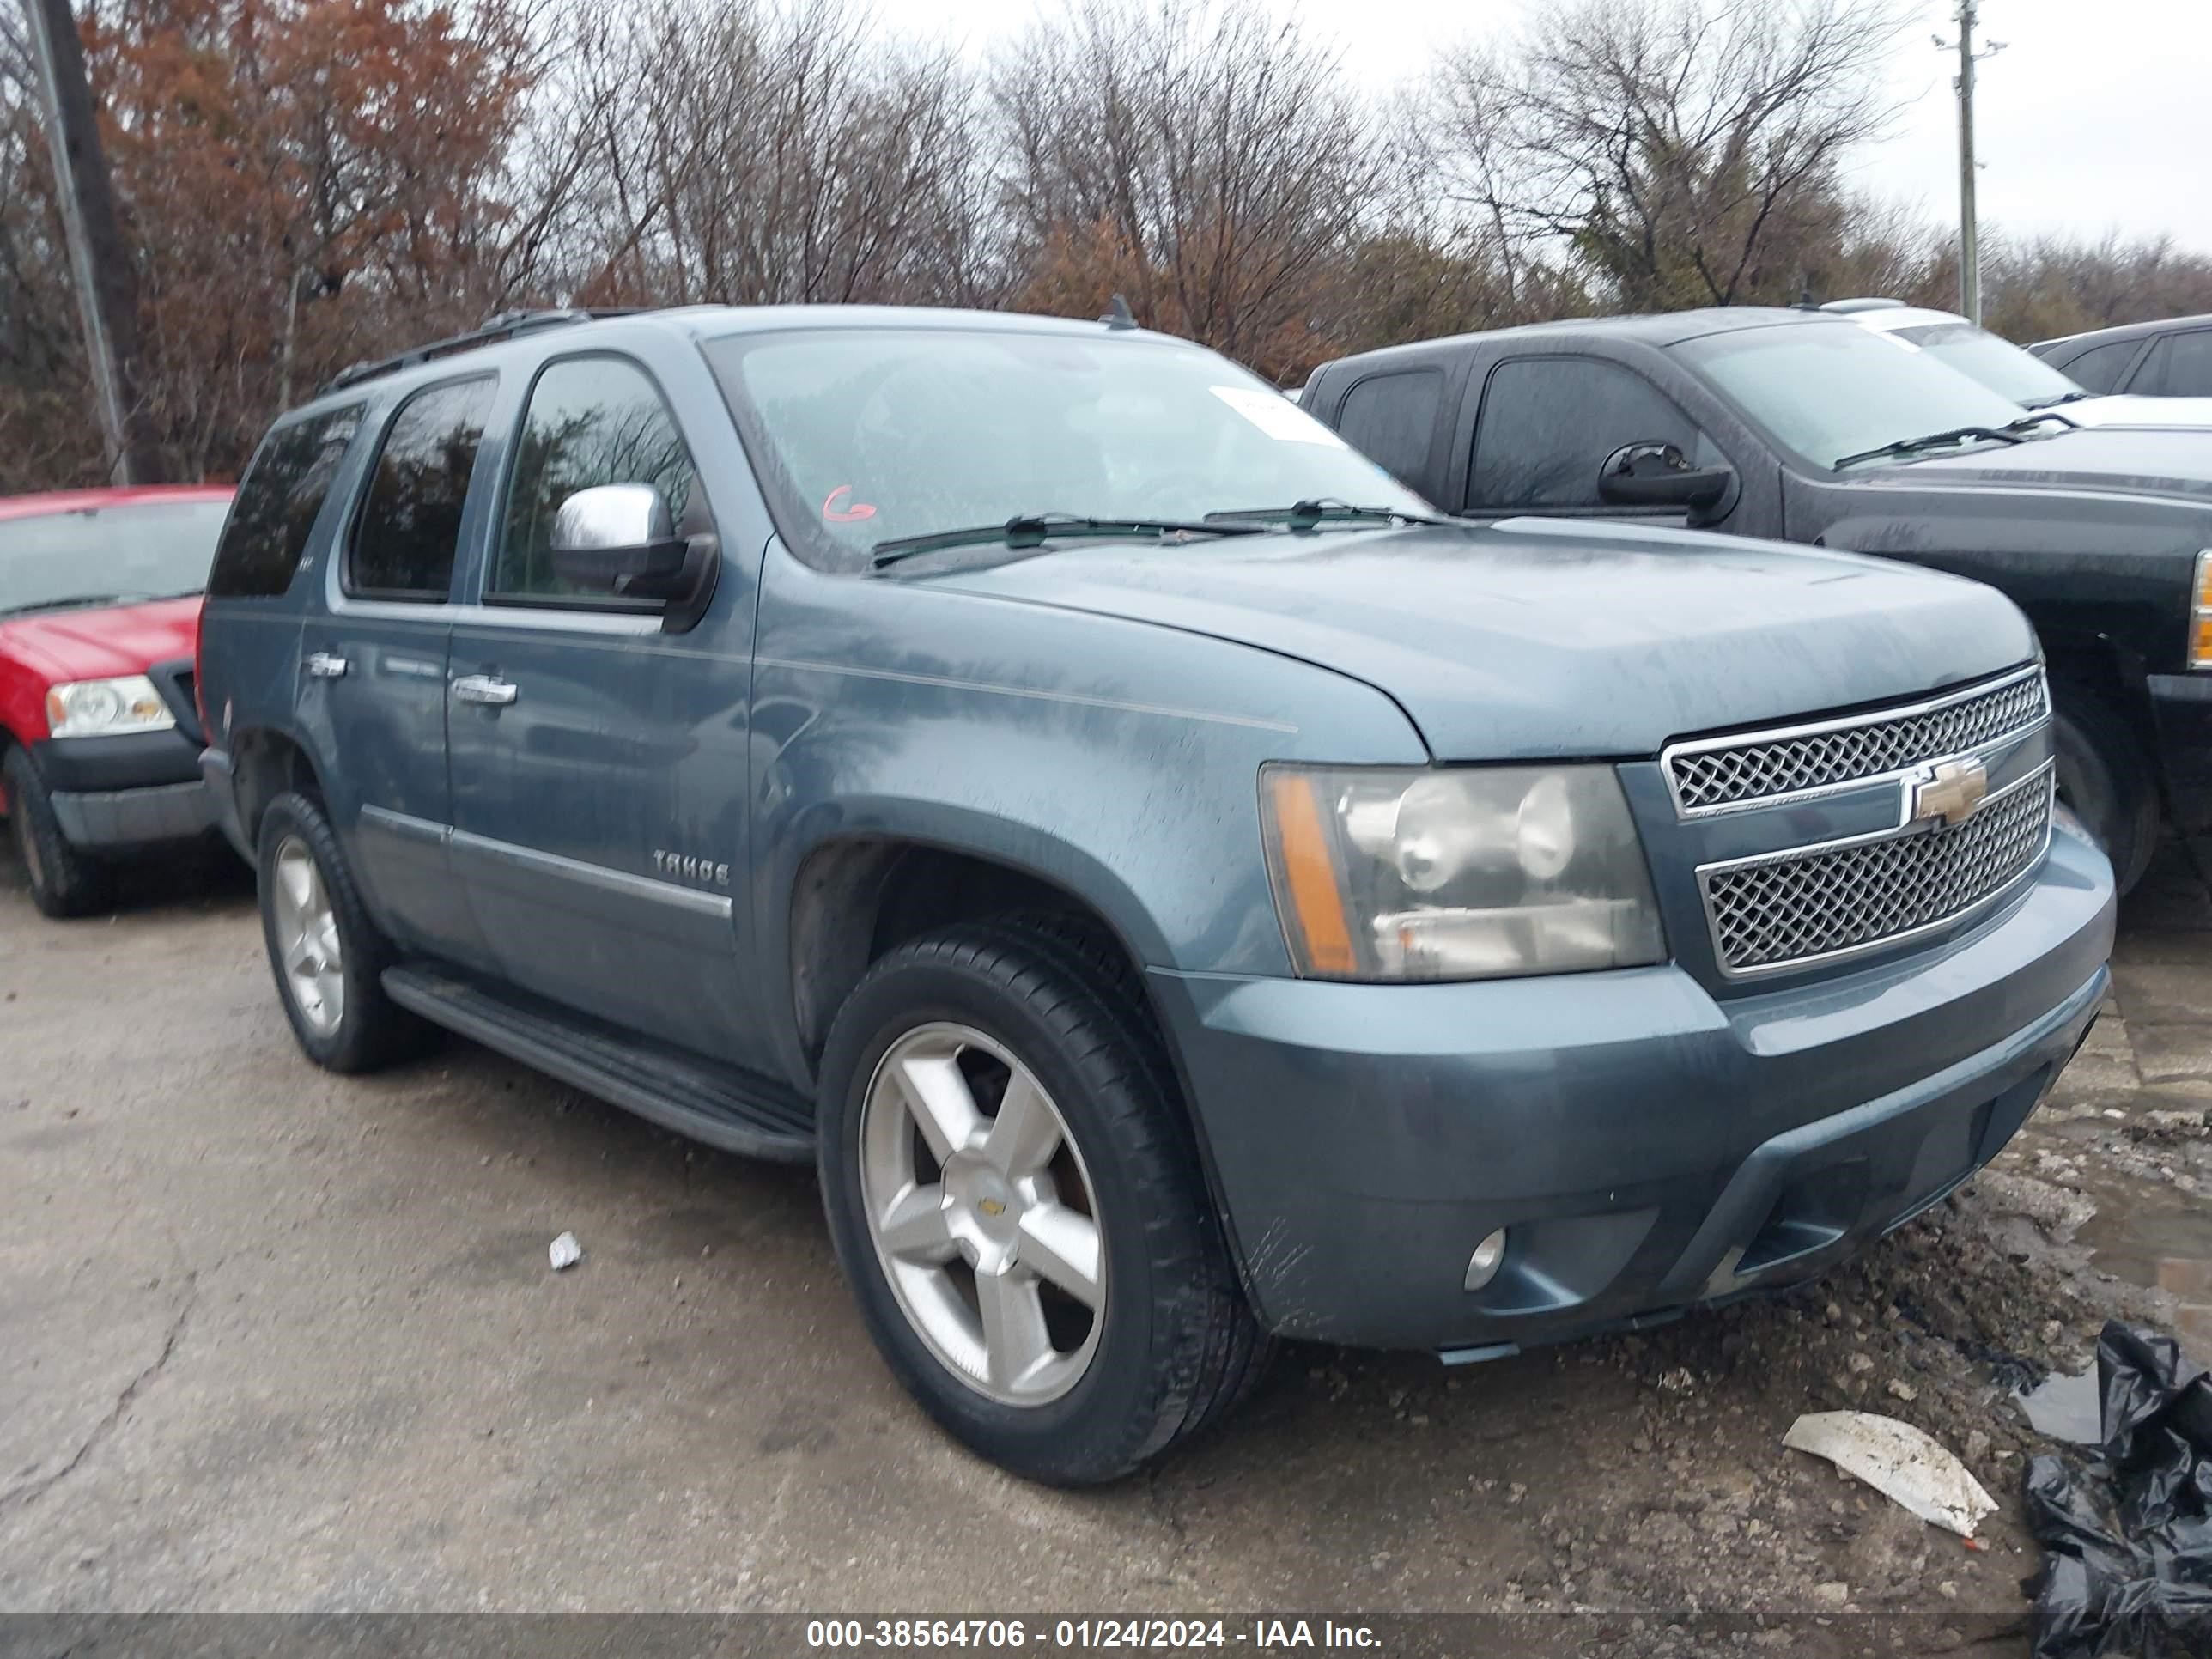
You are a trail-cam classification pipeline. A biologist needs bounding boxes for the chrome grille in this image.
[1701,767,2053,976]
[1666,668,2049,815]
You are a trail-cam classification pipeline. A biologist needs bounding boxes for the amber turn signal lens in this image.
[1265,771,1358,976]
[2195,551,2212,668]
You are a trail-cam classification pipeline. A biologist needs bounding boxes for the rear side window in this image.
[2136,331,2212,398]
[346,376,496,599]
[1335,368,1443,489]
[2056,338,2139,395]
[208,405,363,598]
[1470,358,1706,509]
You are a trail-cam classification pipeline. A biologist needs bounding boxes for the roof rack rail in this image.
[319,307,646,394]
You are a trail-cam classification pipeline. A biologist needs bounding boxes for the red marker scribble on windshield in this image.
[823,485,877,522]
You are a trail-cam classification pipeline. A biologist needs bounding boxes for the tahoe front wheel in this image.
[817,921,1265,1484]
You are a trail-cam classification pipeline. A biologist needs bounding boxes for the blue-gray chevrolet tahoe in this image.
[193,303,2117,1485]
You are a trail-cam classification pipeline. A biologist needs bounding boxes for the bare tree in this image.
[1981,231,2212,343]
[1427,0,1912,310]
[568,0,1000,309]
[995,0,1384,380]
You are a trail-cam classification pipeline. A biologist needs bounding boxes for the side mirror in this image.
[549,483,718,623]
[1596,442,1735,514]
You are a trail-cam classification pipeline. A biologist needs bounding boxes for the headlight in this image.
[1261,763,1668,981]
[2192,550,2212,670]
[44,675,176,739]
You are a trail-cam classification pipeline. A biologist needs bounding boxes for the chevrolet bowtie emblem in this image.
[977,1199,1006,1218]
[1910,757,1990,828]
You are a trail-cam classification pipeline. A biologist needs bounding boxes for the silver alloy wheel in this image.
[860,1021,1107,1406]
[271,835,344,1037]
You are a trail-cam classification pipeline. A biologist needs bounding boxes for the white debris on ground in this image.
[1783,1409,1998,1538]
[548,1231,583,1271]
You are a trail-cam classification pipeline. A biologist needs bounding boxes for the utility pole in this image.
[20,0,162,483]
[1936,3,2006,327]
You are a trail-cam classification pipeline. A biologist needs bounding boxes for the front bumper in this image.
[1149,824,2116,1354]
[24,732,214,852]
[49,781,213,849]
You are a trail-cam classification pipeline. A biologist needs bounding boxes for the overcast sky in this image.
[926,0,2212,256]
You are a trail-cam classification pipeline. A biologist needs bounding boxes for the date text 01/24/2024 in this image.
[804,1620,1383,1650]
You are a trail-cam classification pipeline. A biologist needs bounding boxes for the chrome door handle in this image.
[303,653,349,679]
[452,674,519,706]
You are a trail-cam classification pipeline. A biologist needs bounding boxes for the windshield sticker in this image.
[1209,386,1347,447]
[822,484,877,522]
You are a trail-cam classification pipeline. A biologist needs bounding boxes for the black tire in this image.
[3,745,116,918]
[817,921,1264,1485]
[255,791,432,1073]
[2051,680,2159,896]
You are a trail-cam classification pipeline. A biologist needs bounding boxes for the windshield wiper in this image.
[1203,498,1450,531]
[1832,426,2025,471]
[2025,390,2096,410]
[871,514,1263,569]
[2000,410,2079,434]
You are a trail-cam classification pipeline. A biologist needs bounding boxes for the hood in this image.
[0,595,202,684]
[2065,395,2212,431]
[935,520,2033,759]
[1888,426,2212,501]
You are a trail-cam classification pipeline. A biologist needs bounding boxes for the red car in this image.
[1,485,234,916]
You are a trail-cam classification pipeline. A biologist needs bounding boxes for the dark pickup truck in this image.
[1304,308,2212,892]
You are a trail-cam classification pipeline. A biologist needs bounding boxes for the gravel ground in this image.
[4,836,2209,1655]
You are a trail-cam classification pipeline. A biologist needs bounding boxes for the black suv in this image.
[1304,307,2212,891]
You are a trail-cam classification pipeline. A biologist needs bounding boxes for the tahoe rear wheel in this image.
[255,792,431,1073]
[817,921,1265,1484]
[2051,681,2158,896]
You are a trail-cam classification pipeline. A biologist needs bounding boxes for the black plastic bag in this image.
[2025,1322,2212,1657]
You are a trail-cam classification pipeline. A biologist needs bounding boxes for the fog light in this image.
[1464,1229,1508,1291]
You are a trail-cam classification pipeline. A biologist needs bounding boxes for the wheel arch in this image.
[782,825,1172,1073]
[230,725,331,848]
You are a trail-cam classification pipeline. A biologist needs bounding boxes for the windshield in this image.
[1888,321,2087,407]
[1674,321,2035,470]
[0,499,229,617]
[704,328,1431,569]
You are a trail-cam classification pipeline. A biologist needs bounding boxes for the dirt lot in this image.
[4,835,2210,1651]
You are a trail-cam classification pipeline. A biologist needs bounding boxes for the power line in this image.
[1934,2,2007,327]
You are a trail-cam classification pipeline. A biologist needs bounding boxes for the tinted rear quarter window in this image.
[2054,338,2139,395]
[2136,331,2212,398]
[1334,368,1443,489]
[347,376,496,599]
[1471,358,1702,508]
[208,405,363,599]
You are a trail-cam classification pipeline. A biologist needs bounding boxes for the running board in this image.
[382,964,815,1164]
